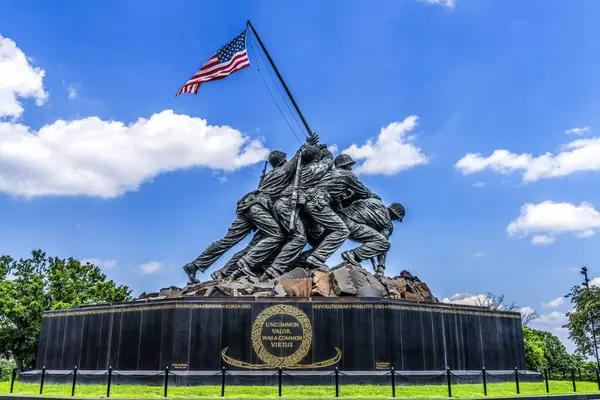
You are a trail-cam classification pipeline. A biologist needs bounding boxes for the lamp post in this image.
[581,266,600,370]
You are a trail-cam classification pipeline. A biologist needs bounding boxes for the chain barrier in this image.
[77,371,109,379]
[484,371,514,379]
[281,370,336,383]
[17,370,42,376]
[281,371,336,377]
[167,372,219,386]
[450,372,483,382]
[225,371,278,383]
[170,371,223,378]
[338,371,391,385]
[395,372,447,382]
[338,371,392,377]
[8,366,599,398]
[516,371,543,383]
[44,371,74,377]
[112,371,165,377]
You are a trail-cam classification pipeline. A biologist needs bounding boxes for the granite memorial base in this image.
[24,297,529,386]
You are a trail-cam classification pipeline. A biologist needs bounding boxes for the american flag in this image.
[176,30,250,96]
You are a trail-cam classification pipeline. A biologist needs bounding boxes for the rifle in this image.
[288,151,303,231]
[287,133,319,231]
[258,160,268,187]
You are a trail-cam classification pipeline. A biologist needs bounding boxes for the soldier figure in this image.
[184,134,318,283]
[182,189,283,283]
[339,197,405,278]
[259,146,329,280]
[270,150,366,270]
[209,148,302,281]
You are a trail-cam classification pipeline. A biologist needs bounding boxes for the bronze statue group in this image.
[183,133,405,284]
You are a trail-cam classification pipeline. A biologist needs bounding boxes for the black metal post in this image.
[39,366,46,395]
[391,366,396,398]
[563,370,566,380]
[278,368,282,397]
[246,20,312,136]
[335,367,339,398]
[596,368,600,391]
[71,366,78,397]
[579,367,582,381]
[164,366,169,397]
[107,366,112,398]
[544,368,550,393]
[572,368,577,392]
[582,267,600,372]
[10,368,16,394]
[446,368,452,397]
[482,368,487,396]
[221,367,225,397]
[514,367,520,394]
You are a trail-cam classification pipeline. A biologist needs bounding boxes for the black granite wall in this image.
[35,298,525,372]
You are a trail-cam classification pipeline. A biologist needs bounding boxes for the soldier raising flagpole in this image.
[177,20,405,283]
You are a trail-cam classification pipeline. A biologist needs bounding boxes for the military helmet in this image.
[268,150,287,167]
[334,153,356,168]
[388,203,405,221]
[301,146,321,163]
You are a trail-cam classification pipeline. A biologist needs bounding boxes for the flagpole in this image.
[246,20,313,136]
[247,20,314,231]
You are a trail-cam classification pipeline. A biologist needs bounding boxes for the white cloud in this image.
[343,116,428,175]
[0,34,48,119]
[565,126,591,135]
[0,34,267,198]
[590,277,600,287]
[530,312,575,353]
[576,229,595,238]
[444,294,534,317]
[139,261,162,274]
[519,306,535,318]
[67,86,77,100]
[81,258,117,269]
[419,0,456,8]
[531,235,556,245]
[533,311,568,325]
[455,136,600,182]
[507,201,600,244]
[472,181,484,188]
[542,296,565,309]
[328,144,339,153]
[442,292,492,306]
[0,109,268,198]
[472,252,485,258]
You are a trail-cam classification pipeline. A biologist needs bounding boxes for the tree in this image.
[523,326,546,371]
[542,329,576,372]
[0,250,132,370]
[0,359,16,381]
[473,292,539,326]
[522,326,575,372]
[564,283,600,360]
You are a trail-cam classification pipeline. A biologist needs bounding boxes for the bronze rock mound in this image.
[138,264,437,302]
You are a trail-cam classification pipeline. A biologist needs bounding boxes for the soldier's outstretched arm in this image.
[346,172,372,200]
[318,145,334,169]
[283,146,303,176]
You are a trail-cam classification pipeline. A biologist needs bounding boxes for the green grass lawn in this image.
[0,381,598,399]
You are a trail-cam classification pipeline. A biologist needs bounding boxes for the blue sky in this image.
[2,0,600,351]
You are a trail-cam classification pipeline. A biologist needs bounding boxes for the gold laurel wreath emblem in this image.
[222,304,342,369]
